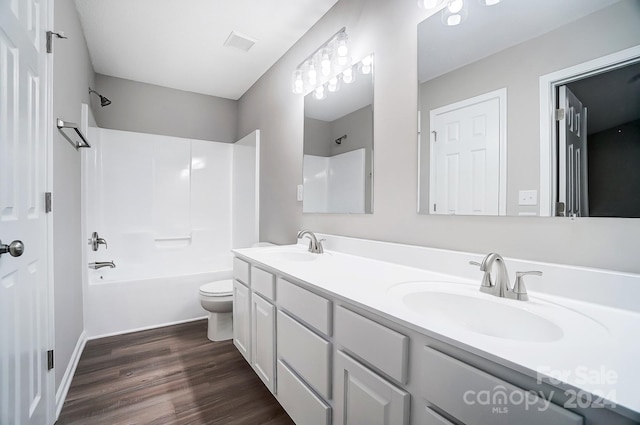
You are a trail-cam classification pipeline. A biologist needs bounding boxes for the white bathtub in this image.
[84,268,233,339]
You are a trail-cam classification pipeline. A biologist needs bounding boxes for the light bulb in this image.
[336,32,349,59]
[447,13,461,25]
[448,0,463,13]
[292,69,304,94]
[328,77,339,92]
[314,86,325,100]
[343,67,353,84]
[361,65,371,75]
[307,63,317,85]
[361,55,372,66]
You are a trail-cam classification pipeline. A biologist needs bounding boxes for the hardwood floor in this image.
[57,320,294,425]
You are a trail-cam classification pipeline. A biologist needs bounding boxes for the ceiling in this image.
[417,0,622,83]
[74,0,339,100]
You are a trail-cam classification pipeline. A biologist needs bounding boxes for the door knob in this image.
[0,240,24,257]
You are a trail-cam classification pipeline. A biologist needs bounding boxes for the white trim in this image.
[539,44,640,216]
[428,88,508,215]
[254,129,261,243]
[44,0,56,421]
[87,316,207,341]
[55,331,87,419]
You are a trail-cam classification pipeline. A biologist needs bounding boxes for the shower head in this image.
[89,88,111,107]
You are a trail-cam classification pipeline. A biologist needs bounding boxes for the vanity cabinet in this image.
[334,350,410,425]
[232,260,277,393]
[420,347,583,425]
[251,293,275,392]
[232,254,627,425]
[276,277,334,420]
[232,279,251,362]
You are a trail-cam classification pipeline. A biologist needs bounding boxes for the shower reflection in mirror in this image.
[302,55,374,214]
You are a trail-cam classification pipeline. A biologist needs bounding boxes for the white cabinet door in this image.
[334,350,410,425]
[233,280,251,362]
[251,293,275,393]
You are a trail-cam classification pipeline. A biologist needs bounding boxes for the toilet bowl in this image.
[199,279,233,341]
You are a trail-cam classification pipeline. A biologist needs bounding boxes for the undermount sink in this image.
[387,281,608,343]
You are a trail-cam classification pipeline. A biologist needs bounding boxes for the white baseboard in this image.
[55,330,87,419]
[87,316,207,341]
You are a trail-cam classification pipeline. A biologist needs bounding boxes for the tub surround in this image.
[232,234,640,422]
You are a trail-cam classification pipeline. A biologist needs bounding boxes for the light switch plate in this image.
[518,190,538,206]
[296,184,304,202]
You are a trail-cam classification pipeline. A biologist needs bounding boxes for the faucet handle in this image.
[512,271,543,301]
[469,260,493,289]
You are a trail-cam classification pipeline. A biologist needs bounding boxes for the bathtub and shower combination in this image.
[82,127,259,338]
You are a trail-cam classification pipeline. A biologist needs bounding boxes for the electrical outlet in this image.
[296,184,304,202]
[518,190,537,206]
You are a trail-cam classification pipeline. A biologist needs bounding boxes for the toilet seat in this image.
[199,279,233,297]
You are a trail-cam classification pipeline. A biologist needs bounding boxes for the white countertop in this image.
[232,241,640,419]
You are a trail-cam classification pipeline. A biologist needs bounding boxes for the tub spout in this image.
[89,261,115,270]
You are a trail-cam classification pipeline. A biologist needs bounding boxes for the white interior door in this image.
[558,85,589,217]
[0,0,51,423]
[429,90,504,215]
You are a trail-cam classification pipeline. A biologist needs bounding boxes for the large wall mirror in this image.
[303,55,374,214]
[417,0,640,217]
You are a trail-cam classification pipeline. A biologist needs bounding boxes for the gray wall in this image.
[94,74,238,142]
[418,1,640,215]
[238,0,640,274]
[52,0,95,393]
[304,117,332,156]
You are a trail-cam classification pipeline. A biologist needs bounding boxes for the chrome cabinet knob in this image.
[0,240,24,257]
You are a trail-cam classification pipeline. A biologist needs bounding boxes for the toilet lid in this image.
[200,279,233,296]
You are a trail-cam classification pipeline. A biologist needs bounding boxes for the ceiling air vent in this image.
[223,31,256,52]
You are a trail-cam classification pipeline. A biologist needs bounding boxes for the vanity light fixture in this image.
[291,27,351,95]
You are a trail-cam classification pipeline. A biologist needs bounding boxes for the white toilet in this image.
[199,279,234,341]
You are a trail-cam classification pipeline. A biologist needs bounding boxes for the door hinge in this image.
[45,192,52,213]
[555,108,565,121]
[46,31,67,54]
[555,202,565,217]
[433,203,437,212]
[47,350,54,370]
[432,130,437,142]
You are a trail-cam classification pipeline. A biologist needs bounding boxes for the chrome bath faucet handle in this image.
[469,260,493,291]
[88,231,108,251]
[511,271,543,301]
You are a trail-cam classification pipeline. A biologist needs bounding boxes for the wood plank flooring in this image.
[57,320,294,425]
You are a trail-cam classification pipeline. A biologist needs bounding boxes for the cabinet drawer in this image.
[421,347,583,425]
[277,277,332,336]
[335,306,408,383]
[424,407,454,425]
[251,266,275,301]
[277,310,331,399]
[277,360,330,425]
[233,257,250,285]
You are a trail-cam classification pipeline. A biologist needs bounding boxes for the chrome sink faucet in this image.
[297,230,324,254]
[470,253,542,301]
